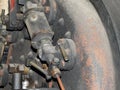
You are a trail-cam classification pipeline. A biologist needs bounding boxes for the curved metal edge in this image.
[56,0,116,90]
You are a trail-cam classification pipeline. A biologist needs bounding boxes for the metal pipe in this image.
[30,61,51,80]
[56,74,65,90]
[13,73,22,90]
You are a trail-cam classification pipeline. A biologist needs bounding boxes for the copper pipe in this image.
[56,75,65,90]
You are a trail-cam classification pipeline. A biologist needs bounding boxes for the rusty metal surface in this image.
[56,0,116,90]
[0,0,118,90]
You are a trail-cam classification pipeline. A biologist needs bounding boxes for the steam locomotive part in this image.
[0,0,76,90]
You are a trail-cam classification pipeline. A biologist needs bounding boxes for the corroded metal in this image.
[57,0,116,90]
[0,0,117,90]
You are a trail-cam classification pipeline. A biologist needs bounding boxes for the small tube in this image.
[56,75,65,90]
[13,73,22,90]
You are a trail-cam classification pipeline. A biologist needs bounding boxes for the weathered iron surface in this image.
[0,0,119,90]
[56,0,116,90]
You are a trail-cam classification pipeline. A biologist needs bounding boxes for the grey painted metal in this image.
[13,73,22,90]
